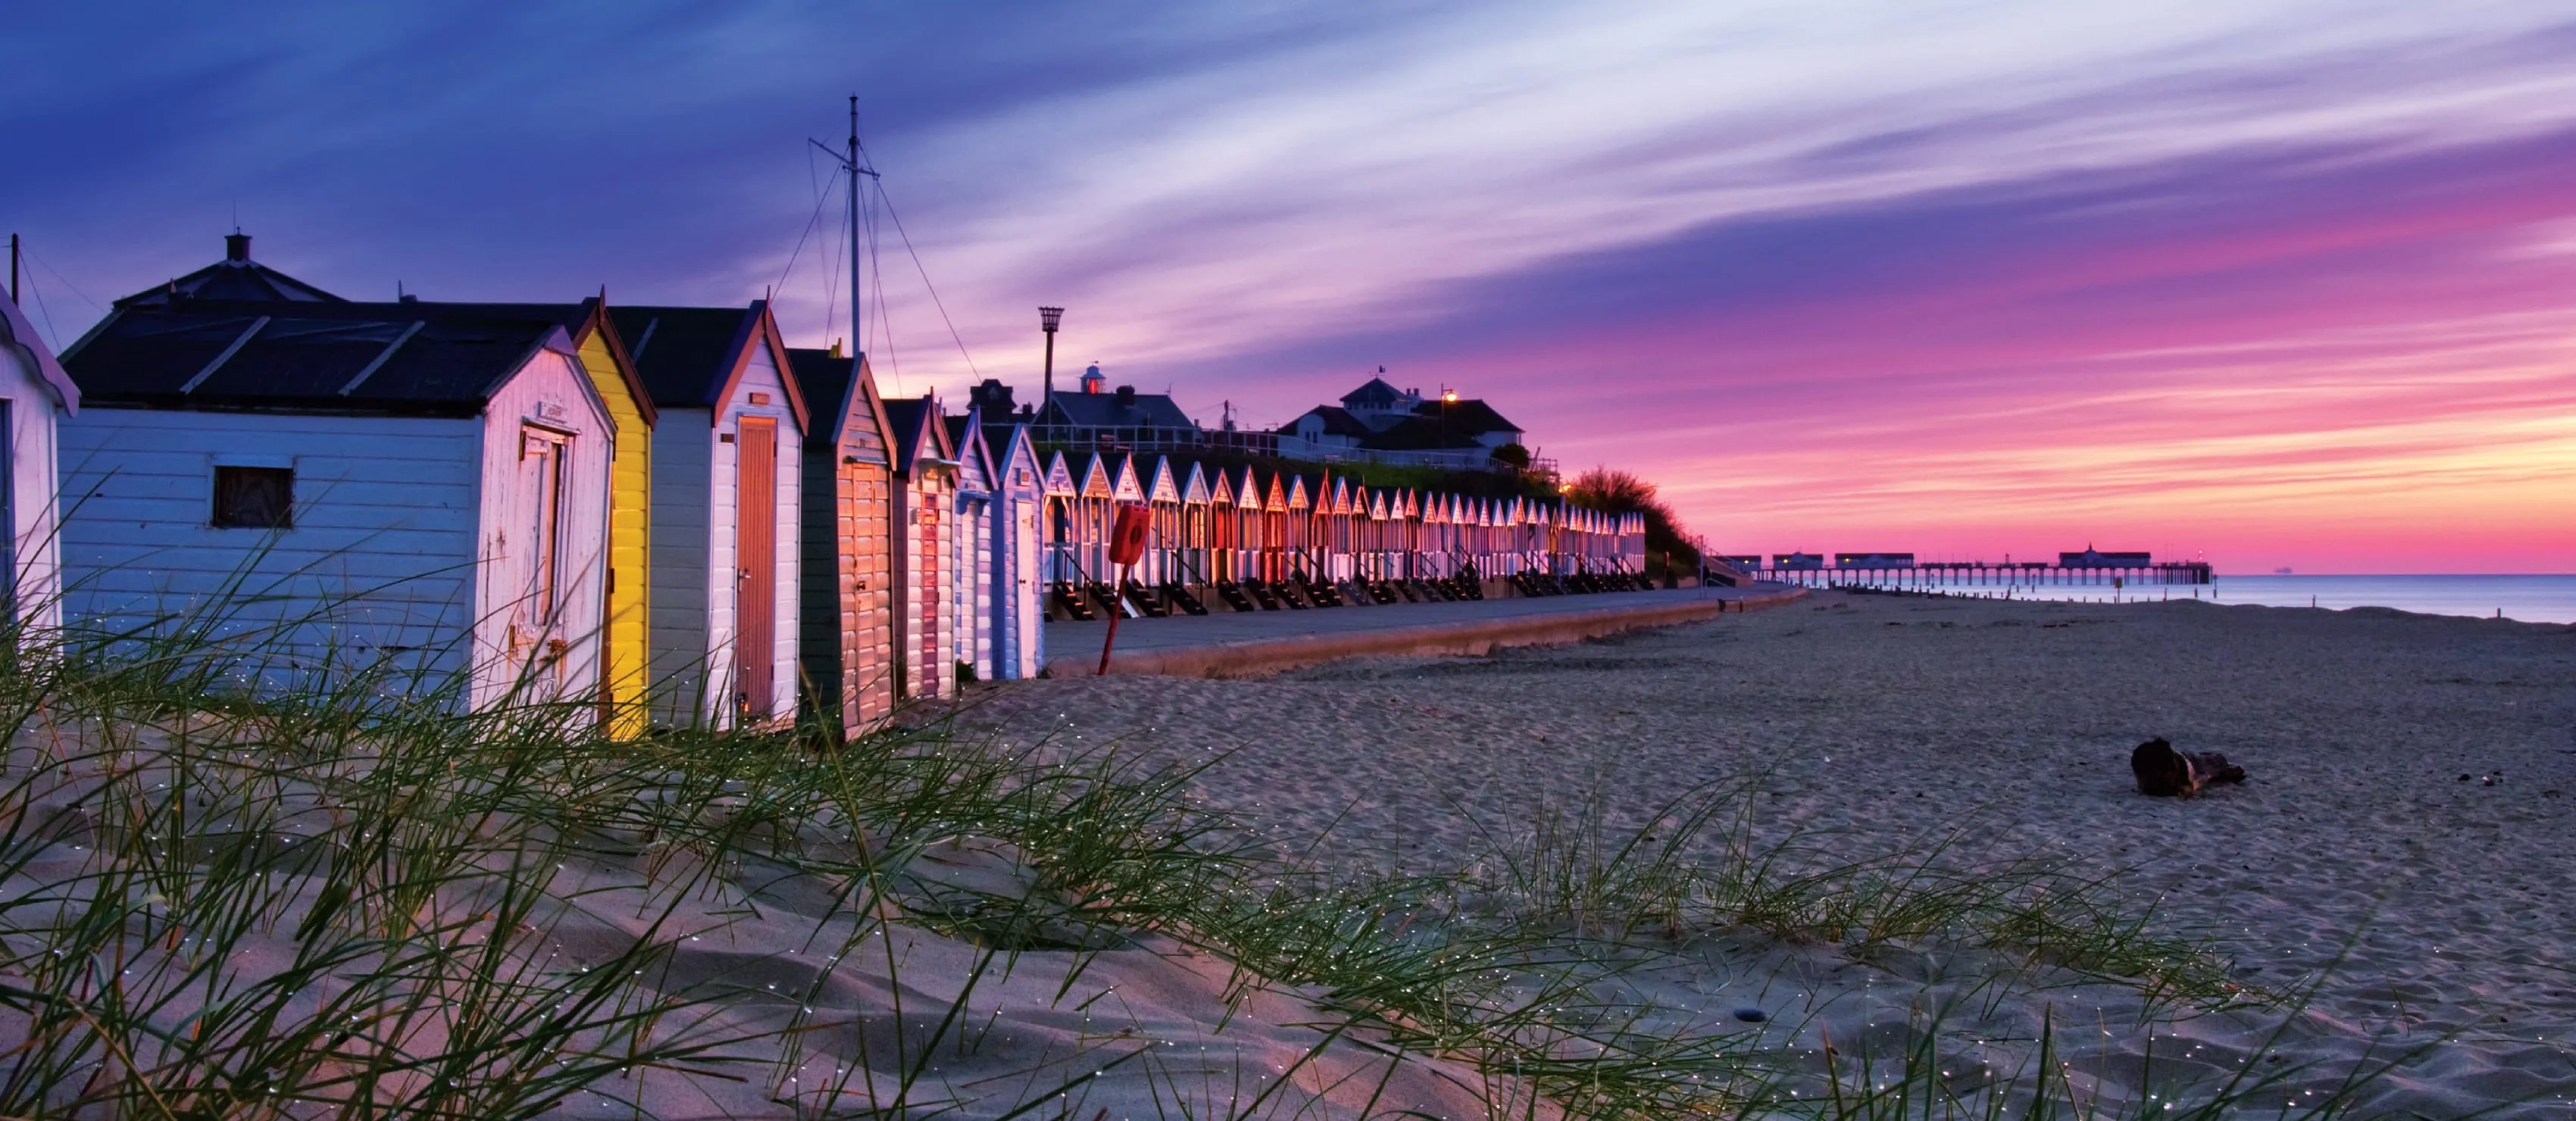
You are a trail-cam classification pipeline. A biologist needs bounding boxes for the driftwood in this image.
[2131,737,2246,798]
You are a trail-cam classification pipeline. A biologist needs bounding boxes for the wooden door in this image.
[516,426,571,689]
[844,463,893,727]
[914,494,941,698]
[734,418,777,720]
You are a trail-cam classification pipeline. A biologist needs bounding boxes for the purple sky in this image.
[8,2,2574,571]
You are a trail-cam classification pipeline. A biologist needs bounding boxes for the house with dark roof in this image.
[1276,373,1526,470]
[608,303,806,727]
[57,300,616,709]
[0,293,79,628]
[109,233,345,309]
[1031,364,1204,452]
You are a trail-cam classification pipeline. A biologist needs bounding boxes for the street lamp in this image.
[1039,306,1065,403]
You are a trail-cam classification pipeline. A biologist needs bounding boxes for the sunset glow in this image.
[8,3,2571,572]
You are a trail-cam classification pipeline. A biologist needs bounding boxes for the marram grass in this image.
[0,592,2437,1119]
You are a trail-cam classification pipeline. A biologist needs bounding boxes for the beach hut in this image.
[784,345,897,733]
[608,303,806,728]
[1144,456,1180,586]
[1040,451,1079,608]
[0,295,78,627]
[946,406,996,682]
[983,422,1046,677]
[1180,461,1211,592]
[59,301,612,709]
[882,395,956,700]
[328,298,656,731]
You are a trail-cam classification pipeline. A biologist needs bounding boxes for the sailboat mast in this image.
[848,97,863,361]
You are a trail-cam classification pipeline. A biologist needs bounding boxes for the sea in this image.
[1832,573,2576,625]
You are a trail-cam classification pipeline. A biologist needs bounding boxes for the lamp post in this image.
[1039,306,1064,406]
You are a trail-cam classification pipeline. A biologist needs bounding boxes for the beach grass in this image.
[0,595,2422,1118]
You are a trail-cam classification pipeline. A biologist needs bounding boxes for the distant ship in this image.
[2274,567,2293,575]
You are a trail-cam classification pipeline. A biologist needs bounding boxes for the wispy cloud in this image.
[6,2,2573,570]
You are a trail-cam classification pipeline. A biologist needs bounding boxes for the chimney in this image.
[224,232,251,263]
[1115,385,1136,407]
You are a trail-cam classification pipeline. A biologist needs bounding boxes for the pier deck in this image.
[1040,583,1805,678]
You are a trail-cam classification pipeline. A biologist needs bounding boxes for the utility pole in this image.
[848,96,863,364]
[8,233,17,305]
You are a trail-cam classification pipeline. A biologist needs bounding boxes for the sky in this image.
[6,2,2573,573]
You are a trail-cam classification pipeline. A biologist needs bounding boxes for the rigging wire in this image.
[772,145,839,327]
[20,243,105,352]
[855,136,983,381]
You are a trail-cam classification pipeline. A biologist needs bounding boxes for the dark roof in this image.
[882,396,939,471]
[1362,415,1490,451]
[62,304,568,416]
[113,233,345,309]
[1411,397,1518,436]
[1040,389,1197,431]
[606,304,761,406]
[1285,405,1372,438]
[231,298,655,426]
[943,414,977,462]
[1340,377,1405,408]
[784,348,854,444]
[980,420,1020,468]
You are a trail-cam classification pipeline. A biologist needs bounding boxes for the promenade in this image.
[1039,582,1807,678]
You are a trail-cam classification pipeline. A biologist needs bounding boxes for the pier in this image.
[1728,549,2212,594]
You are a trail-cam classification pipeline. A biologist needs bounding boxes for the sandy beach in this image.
[966,590,2576,1117]
[7,589,2571,1118]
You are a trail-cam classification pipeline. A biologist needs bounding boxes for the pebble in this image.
[1733,1007,1767,1023]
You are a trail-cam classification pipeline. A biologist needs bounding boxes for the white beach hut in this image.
[983,423,1045,677]
[945,406,996,682]
[608,303,806,728]
[58,301,612,708]
[0,295,79,627]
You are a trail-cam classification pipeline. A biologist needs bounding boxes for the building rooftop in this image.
[63,302,570,416]
[113,233,346,310]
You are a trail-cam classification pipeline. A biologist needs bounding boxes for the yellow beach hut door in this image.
[515,426,571,693]
[734,418,777,720]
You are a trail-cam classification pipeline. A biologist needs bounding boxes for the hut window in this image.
[212,467,293,529]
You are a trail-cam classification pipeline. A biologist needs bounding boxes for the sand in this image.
[9,589,2568,1117]
[967,590,2576,1117]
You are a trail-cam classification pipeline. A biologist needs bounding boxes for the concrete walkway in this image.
[1041,582,1807,678]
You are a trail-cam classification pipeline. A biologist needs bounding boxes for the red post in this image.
[1098,503,1152,676]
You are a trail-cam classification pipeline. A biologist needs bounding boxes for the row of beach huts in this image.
[0,236,1646,735]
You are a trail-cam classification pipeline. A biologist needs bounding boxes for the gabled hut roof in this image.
[1146,457,1179,504]
[1044,451,1077,496]
[946,408,994,492]
[607,302,808,432]
[1371,491,1390,520]
[1286,476,1310,510]
[1238,469,1264,509]
[1077,454,1111,498]
[880,395,953,475]
[1111,454,1144,503]
[785,348,893,459]
[0,295,80,412]
[1182,462,1211,505]
[61,303,583,417]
